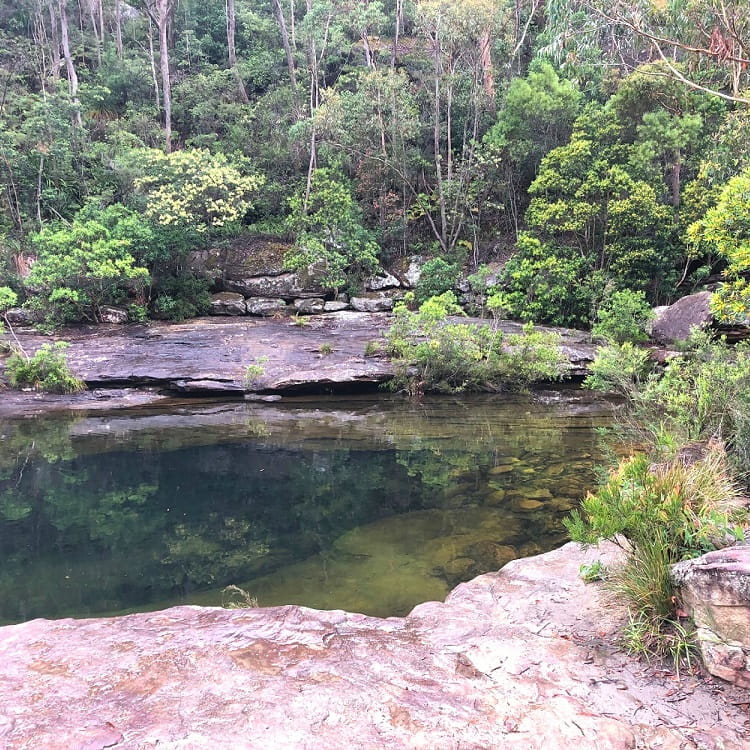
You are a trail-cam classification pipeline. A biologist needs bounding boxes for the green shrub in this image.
[592,289,654,344]
[566,445,745,641]
[414,259,460,305]
[5,342,86,394]
[151,275,212,321]
[243,356,268,389]
[0,286,18,336]
[386,292,567,394]
[583,342,653,400]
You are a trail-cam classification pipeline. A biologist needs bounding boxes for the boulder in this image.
[190,236,290,280]
[245,298,288,316]
[403,257,424,288]
[209,292,247,316]
[650,291,712,344]
[351,295,395,313]
[99,306,129,324]
[4,308,37,325]
[365,272,401,291]
[225,271,327,300]
[324,301,350,312]
[671,544,750,688]
[293,297,325,315]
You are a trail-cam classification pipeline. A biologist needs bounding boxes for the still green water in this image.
[0,392,611,623]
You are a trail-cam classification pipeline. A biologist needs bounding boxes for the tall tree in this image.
[143,0,176,152]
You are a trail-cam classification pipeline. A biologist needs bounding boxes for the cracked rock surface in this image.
[0,542,747,749]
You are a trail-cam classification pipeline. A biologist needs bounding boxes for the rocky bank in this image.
[0,542,747,750]
[0,312,597,416]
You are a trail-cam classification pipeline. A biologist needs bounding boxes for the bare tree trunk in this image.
[391,0,402,69]
[272,0,298,109]
[114,0,123,59]
[33,2,50,96]
[147,16,160,108]
[158,4,172,152]
[227,0,249,102]
[58,0,82,126]
[86,0,102,65]
[479,28,494,99]
[48,1,61,79]
[145,0,175,152]
[432,42,447,250]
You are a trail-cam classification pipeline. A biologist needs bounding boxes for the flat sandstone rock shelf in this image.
[0,543,747,749]
[0,313,598,415]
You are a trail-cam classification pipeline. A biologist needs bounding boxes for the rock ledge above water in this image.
[0,542,747,749]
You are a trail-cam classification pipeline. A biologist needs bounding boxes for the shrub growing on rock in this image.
[5,342,85,394]
[386,292,566,394]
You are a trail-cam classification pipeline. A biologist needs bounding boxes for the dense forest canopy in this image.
[0,0,749,327]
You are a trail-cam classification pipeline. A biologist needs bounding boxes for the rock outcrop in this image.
[650,291,713,344]
[1,314,598,401]
[0,542,746,749]
[672,544,750,688]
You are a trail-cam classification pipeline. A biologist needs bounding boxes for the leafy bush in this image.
[25,208,150,325]
[386,292,567,394]
[592,289,654,344]
[414,259,459,305]
[0,286,18,336]
[566,446,745,627]
[285,168,380,292]
[5,342,86,394]
[583,342,653,399]
[637,334,750,474]
[151,275,212,321]
[491,234,591,327]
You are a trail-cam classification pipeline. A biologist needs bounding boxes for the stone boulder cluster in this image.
[190,238,413,319]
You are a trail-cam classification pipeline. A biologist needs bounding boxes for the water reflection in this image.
[0,393,612,622]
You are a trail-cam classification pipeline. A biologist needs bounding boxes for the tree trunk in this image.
[158,5,172,152]
[479,28,494,99]
[227,0,249,103]
[48,1,61,79]
[145,0,175,152]
[114,0,123,59]
[272,0,298,110]
[58,0,82,126]
[147,15,160,109]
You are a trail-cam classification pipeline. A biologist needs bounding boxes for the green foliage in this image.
[592,289,654,344]
[0,286,17,336]
[491,234,590,326]
[133,148,265,238]
[386,292,567,394]
[414,259,459,304]
[566,446,745,623]
[151,275,212,322]
[5,342,85,394]
[579,560,607,582]
[285,168,380,291]
[243,356,268,389]
[583,343,653,400]
[688,168,750,322]
[25,206,150,324]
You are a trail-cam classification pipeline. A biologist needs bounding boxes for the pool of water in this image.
[0,392,612,623]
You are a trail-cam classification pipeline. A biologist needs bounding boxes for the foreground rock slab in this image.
[0,543,747,750]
